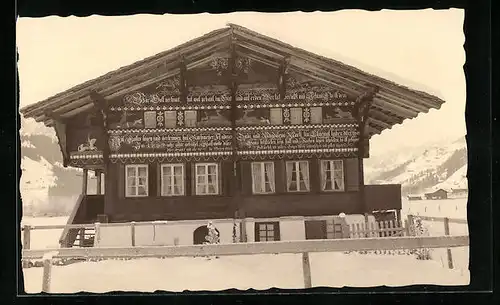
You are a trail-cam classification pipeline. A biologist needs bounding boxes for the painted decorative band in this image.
[237,148,358,155]
[236,101,356,109]
[235,123,357,130]
[110,151,233,158]
[108,127,233,134]
[69,154,103,159]
[110,105,232,111]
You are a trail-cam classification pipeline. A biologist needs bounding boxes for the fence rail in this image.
[23,235,469,293]
[411,215,468,225]
[23,235,469,260]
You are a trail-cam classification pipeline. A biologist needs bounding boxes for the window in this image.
[195,163,219,195]
[285,161,310,192]
[125,165,148,197]
[144,111,157,128]
[164,111,177,128]
[161,163,185,196]
[326,219,343,239]
[310,107,323,124]
[255,222,280,242]
[290,108,303,125]
[185,110,198,127]
[320,160,345,191]
[251,162,275,194]
[270,108,283,125]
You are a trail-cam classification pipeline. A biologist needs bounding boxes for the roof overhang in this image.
[20,24,445,139]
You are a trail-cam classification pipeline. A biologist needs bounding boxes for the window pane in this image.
[290,108,303,125]
[138,166,147,177]
[185,110,197,127]
[144,111,157,129]
[126,167,136,177]
[163,166,172,176]
[127,187,136,196]
[270,108,283,125]
[164,111,177,128]
[138,177,147,186]
[207,164,217,174]
[310,107,323,124]
[196,165,206,175]
[138,186,147,196]
[127,177,136,187]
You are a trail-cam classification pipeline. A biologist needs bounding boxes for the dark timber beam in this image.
[278,56,290,100]
[179,55,188,103]
[355,86,379,219]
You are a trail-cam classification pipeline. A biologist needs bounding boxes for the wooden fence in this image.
[23,235,469,293]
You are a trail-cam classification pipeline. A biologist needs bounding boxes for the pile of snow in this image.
[22,251,468,293]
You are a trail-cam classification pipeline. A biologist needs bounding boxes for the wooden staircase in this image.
[59,194,104,248]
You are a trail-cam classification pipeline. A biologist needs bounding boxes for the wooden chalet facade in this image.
[20,24,445,246]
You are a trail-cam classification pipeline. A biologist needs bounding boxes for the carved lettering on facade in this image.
[237,127,360,151]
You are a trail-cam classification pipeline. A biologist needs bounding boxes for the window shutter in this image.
[148,164,156,197]
[189,162,195,195]
[344,158,360,191]
[273,222,281,241]
[240,162,252,195]
[117,163,125,199]
[310,159,320,193]
[274,160,285,193]
[157,163,162,196]
[254,223,261,242]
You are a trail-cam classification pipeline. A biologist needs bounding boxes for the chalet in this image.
[424,188,448,200]
[20,24,445,247]
[450,188,468,198]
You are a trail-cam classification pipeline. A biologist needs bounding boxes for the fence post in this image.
[94,222,101,247]
[131,222,136,247]
[302,252,312,289]
[41,251,58,293]
[22,225,31,268]
[407,215,415,236]
[443,217,454,269]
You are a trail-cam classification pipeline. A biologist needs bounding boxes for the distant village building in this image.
[407,194,423,201]
[20,24,445,248]
[424,188,448,200]
[449,188,468,199]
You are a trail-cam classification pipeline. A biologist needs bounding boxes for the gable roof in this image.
[19,23,445,138]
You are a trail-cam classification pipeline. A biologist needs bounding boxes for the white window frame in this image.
[285,160,310,192]
[269,108,283,125]
[195,163,219,195]
[184,110,198,127]
[257,222,277,242]
[251,162,276,194]
[320,160,345,192]
[164,110,177,128]
[290,107,303,125]
[310,107,323,124]
[160,163,185,196]
[125,164,149,197]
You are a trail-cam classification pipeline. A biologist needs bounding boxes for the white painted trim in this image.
[125,164,149,197]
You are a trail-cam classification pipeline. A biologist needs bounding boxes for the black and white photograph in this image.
[17,9,469,293]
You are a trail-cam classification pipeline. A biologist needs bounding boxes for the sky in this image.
[16,9,465,156]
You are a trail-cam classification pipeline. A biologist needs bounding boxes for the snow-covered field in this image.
[20,199,469,293]
[401,197,469,272]
[22,252,469,293]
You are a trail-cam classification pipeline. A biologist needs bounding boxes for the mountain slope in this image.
[20,117,96,216]
[365,136,467,195]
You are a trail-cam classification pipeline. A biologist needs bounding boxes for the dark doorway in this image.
[193,225,220,245]
[305,220,327,240]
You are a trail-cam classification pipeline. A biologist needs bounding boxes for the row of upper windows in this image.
[136,107,325,129]
[125,160,345,197]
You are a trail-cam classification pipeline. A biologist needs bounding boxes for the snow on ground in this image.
[22,252,469,293]
[21,199,469,293]
[21,216,68,249]
[401,197,468,272]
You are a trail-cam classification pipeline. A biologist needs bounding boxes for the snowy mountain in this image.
[365,136,467,195]
[19,116,96,216]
